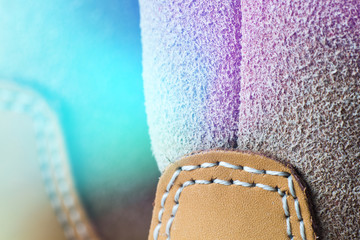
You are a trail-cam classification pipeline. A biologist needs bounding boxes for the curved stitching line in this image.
[154,161,306,240]
[165,179,292,240]
[0,88,90,240]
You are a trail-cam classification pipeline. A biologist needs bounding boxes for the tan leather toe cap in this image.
[149,150,317,240]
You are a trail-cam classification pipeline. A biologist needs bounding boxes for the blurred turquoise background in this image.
[0,1,159,239]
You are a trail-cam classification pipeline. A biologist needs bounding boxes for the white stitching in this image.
[153,161,306,240]
[0,87,90,240]
[218,161,242,170]
[287,175,297,198]
[166,169,181,191]
[165,179,292,240]
[279,190,292,237]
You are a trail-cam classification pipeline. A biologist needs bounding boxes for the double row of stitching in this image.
[154,161,306,240]
[165,179,292,240]
[0,88,91,240]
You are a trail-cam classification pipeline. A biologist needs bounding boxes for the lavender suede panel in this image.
[140,0,242,171]
[238,1,359,239]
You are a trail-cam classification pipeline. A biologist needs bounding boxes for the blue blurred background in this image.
[0,0,159,239]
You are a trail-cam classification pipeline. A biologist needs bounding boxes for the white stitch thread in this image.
[195,180,211,184]
[281,194,293,239]
[300,220,306,240]
[243,166,265,174]
[161,192,169,207]
[166,169,181,191]
[158,208,164,222]
[281,193,290,217]
[233,180,254,188]
[213,179,231,185]
[288,175,305,239]
[165,179,293,240]
[287,175,296,198]
[256,183,277,192]
[154,162,306,240]
[294,198,302,220]
[219,161,242,170]
[200,162,217,168]
[286,217,293,240]
[181,165,199,171]
[153,224,161,240]
[165,215,175,238]
[266,170,291,177]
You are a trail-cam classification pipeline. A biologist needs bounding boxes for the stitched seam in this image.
[165,179,292,240]
[0,88,91,240]
[154,161,306,240]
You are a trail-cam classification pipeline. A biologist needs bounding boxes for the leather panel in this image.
[148,150,317,240]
